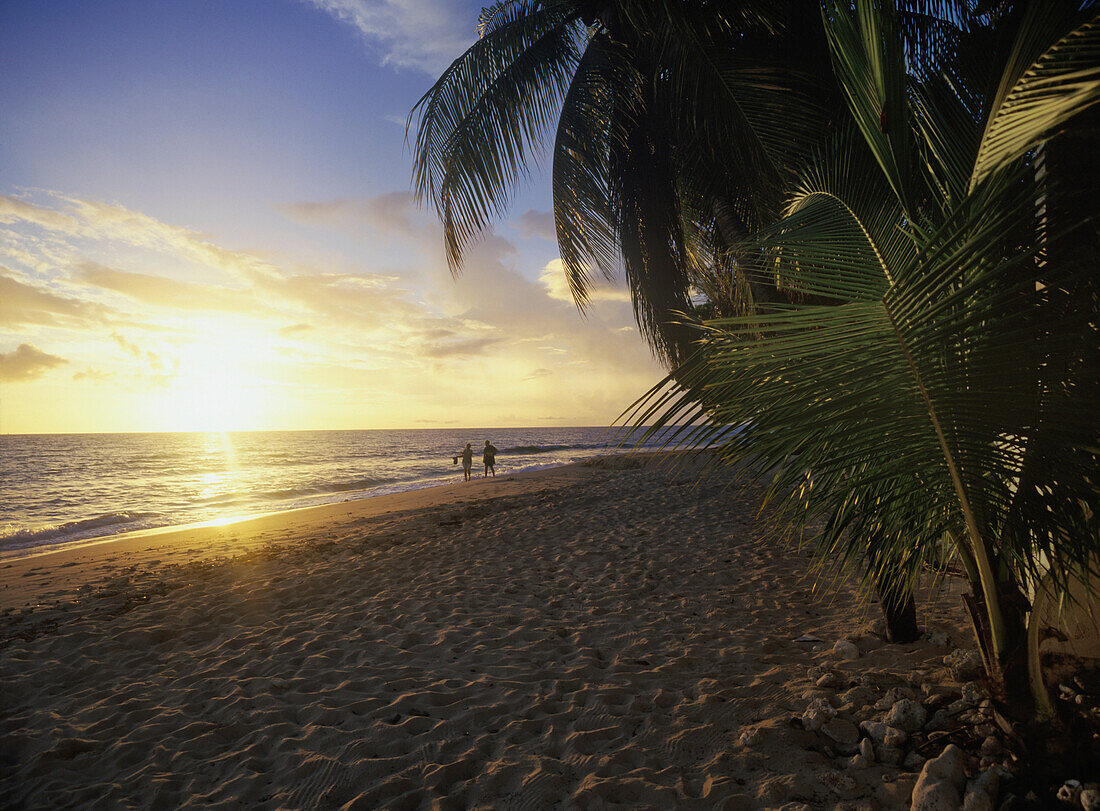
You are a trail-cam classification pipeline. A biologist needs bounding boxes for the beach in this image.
[1,454,979,809]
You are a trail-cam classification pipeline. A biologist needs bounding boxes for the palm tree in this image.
[409,0,837,365]
[410,1,938,642]
[628,0,1100,723]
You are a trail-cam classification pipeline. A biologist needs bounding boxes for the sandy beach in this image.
[1,454,981,809]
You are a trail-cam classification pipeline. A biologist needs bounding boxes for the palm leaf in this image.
[972,6,1100,189]
[410,1,582,272]
[551,32,633,307]
[822,0,917,214]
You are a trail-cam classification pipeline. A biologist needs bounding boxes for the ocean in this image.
[0,427,669,557]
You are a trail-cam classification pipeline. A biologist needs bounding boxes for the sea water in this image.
[0,427,671,556]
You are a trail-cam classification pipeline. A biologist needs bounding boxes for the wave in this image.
[264,476,399,500]
[196,475,402,506]
[498,442,612,454]
[0,511,162,547]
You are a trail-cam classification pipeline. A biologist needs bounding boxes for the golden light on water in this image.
[196,432,239,501]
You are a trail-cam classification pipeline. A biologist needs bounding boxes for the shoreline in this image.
[0,460,572,564]
[0,442,646,563]
[2,426,651,559]
[1,456,655,611]
[3,452,983,809]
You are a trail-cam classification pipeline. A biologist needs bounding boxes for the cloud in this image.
[0,194,80,231]
[538,258,631,305]
[515,209,556,241]
[264,271,421,329]
[0,343,68,382]
[2,192,282,286]
[72,368,116,383]
[525,367,552,380]
[278,192,422,237]
[278,323,315,337]
[77,262,261,313]
[110,331,168,371]
[304,0,473,74]
[0,270,113,328]
[418,334,504,358]
[4,194,442,340]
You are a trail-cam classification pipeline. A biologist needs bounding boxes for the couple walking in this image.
[454,440,497,482]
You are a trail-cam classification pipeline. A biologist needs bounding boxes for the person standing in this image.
[460,442,473,481]
[483,440,498,478]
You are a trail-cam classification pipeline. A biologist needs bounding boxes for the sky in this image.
[0,0,666,434]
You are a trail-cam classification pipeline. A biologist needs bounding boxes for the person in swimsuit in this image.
[483,440,498,477]
[460,443,473,481]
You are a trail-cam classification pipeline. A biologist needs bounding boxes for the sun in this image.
[156,321,274,432]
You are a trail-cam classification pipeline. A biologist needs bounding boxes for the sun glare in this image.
[156,323,273,432]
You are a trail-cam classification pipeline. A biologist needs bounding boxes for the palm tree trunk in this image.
[871,566,920,643]
[960,561,1036,716]
[879,587,920,643]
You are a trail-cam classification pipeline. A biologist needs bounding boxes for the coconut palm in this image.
[411,1,964,642]
[409,0,837,365]
[628,0,1100,722]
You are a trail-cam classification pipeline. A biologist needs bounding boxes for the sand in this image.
[1,454,974,809]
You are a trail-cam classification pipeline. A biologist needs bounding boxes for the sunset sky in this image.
[0,0,665,434]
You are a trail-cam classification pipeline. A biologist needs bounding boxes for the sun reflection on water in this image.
[196,432,238,505]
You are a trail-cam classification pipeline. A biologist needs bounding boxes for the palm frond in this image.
[972,7,1100,189]
[822,0,917,214]
[551,31,633,308]
[410,1,582,272]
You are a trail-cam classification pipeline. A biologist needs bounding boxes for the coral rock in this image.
[903,751,927,771]
[860,720,908,748]
[859,737,875,762]
[963,768,1000,811]
[885,699,927,732]
[833,640,860,660]
[944,649,984,680]
[822,718,860,752]
[1080,787,1100,810]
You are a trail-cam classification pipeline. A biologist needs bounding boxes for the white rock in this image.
[963,768,1000,811]
[903,751,927,770]
[842,753,869,769]
[859,737,875,762]
[944,649,984,680]
[822,718,860,753]
[833,639,860,660]
[911,777,963,811]
[859,720,908,748]
[912,745,968,811]
[874,685,917,710]
[961,681,986,705]
[924,743,967,789]
[1080,787,1100,810]
[885,698,928,732]
[1057,780,1082,804]
[838,686,876,706]
[876,745,904,766]
[927,630,951,646]
[801,707,826,732]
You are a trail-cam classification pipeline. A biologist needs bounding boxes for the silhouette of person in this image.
[483,440,498,477]
[459,443,473,481]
